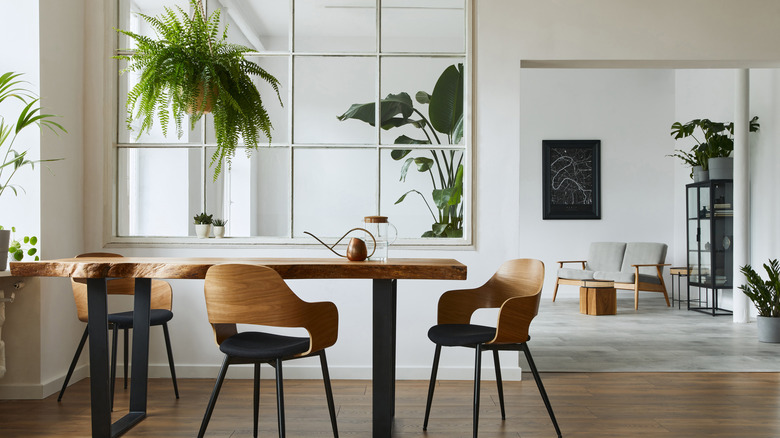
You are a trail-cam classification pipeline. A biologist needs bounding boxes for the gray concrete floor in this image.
[529,288,780,372]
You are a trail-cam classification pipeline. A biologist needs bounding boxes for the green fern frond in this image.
[115,0,281,179]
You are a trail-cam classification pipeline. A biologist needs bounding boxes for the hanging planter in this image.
[115,0,282,181]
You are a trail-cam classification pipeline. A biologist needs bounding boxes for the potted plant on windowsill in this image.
[338,64,464,238]
[740,259,780,343]
[115,0,281,181]
[193,212,213,239]
[212,218,227,238]
[669,116,759,181]
[0,72,66,270]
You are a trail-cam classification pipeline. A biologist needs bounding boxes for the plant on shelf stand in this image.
[740,259,780,343]
[668,116,759,180]
[193,212,213,239]
[338,64,464,238]
[115,0,282,181]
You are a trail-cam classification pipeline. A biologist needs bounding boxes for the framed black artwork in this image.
[542,140,601,219]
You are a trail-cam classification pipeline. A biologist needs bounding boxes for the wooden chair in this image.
[57,253,179,408]
[423,259,561,438]
[199,264,339,438]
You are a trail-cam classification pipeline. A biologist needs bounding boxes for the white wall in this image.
[38,0,87,394]
[520,68,676,281]
[5,0,780,398]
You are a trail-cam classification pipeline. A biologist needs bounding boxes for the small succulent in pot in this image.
[212,218,227,238]
[193,212,213,239]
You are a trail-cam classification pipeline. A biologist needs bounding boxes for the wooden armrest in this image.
[631,263,671,267]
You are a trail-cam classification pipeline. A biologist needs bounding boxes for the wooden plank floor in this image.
[1,373,779,437]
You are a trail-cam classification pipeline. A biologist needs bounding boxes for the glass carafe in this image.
[363,216,397,261]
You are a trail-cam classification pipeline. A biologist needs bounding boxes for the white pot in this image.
[195,224,211,239]
[213,226,225,238]
[0,229,9,271]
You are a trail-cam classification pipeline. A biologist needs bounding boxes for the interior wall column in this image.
[733,69,750,323]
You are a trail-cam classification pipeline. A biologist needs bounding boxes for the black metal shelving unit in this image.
[686,179,733,316]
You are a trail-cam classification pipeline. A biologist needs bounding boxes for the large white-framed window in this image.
[112,0,472,245]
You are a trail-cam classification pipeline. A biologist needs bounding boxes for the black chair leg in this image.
[521,343,562,438]
[123,328,129,389]
[319,351,339,438]
[162,322,180,398]
[198,356,231,438]
[58,325,88,402]
[275,358,286,438]
[110,324,118,411]
[473,344,483,438]
[423,344,442,431]
[254,363,261,438]
[493,349,506,420]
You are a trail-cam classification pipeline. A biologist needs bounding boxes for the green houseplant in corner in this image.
[115,0,281,180]
[740,259,780,343]
[338,64,464,238]
[0,72,66,270]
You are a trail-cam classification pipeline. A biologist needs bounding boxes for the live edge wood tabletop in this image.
[10,256,468,281]
[9,256,467,438]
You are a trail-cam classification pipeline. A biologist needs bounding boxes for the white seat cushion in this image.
[557,268,596,281]
[593,271,662,284]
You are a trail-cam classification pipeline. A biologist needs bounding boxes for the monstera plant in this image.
[115,0,281,180]
[338,64,464,238]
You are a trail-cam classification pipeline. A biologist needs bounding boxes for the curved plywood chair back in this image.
[438,258,545,329]
[204,264,338,354]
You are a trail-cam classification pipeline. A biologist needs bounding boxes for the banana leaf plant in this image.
[0,72,66,199]
[337,63,465,238]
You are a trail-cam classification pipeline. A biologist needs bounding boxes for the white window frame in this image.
[106,0,474,247]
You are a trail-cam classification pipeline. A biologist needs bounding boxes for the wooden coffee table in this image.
[579,280,617,315]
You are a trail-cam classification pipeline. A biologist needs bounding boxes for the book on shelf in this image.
[714,203,732,209]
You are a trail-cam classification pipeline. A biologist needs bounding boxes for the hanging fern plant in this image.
[115,0,281,180]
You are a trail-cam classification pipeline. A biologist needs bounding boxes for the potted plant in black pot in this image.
[740,259,780,343]
[669,116,759,181]
[115,0,281,181]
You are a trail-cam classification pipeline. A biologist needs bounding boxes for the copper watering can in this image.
[303,228,377,261]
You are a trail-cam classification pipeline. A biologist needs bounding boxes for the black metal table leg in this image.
[97,278,151,437]
[86,278,111,437]
[372,279,397,438]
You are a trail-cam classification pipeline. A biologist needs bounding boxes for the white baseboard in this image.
[0,364,89,400]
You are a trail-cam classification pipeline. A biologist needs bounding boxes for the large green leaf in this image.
[337,92,415,129]
[428,64,463,138]
[393,135,429,145]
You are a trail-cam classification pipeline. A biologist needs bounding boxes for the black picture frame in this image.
[542,140,601,220]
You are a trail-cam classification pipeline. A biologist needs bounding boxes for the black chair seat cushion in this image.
[428,324,496,347]
[219,331,311,361]
[108,309,174,329]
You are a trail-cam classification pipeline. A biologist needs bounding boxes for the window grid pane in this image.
[114,0,469,243]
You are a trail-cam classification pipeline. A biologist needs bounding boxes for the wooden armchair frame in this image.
[553,260,671,310]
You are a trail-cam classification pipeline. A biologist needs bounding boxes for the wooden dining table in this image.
[10,257,467,438]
